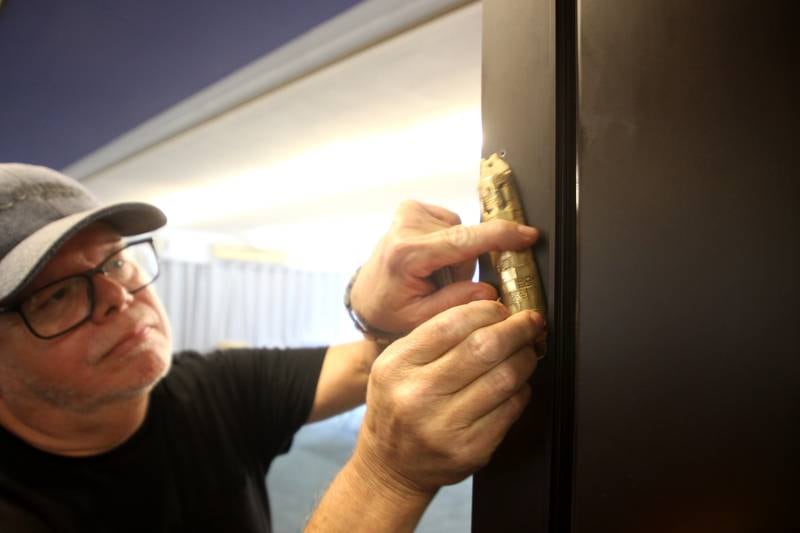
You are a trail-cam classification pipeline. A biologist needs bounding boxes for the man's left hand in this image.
[349,200,541,337]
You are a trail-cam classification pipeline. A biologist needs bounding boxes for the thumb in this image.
[411,281,499,325]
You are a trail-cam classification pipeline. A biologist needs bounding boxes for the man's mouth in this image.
[99,325,155,363]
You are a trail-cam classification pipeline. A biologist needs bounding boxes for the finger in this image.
[431,259,476,286]
[448,345,538,423]
[455,384,532,468]
[415,201,462,226]
[386,299,510,366]
[423,310,543,392]
[451,258,477,283]
[406,281,498,327]
[472,383,532,445]
[409,219,540,275]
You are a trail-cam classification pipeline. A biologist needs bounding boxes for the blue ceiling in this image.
[0,0,363,170]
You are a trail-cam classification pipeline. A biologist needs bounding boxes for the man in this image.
[0,163,545,532]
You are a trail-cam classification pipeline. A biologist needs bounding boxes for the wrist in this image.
[346,448,436,518]
[350,437,437,503]
[306,446,434,532]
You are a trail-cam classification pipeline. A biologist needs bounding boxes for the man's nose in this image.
[90,273,134,321]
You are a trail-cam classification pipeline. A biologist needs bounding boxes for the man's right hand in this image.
[352,299,543,497]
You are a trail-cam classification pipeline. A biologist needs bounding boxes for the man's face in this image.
[0,223,173,413]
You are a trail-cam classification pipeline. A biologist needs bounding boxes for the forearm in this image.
[307,340,381,423]
[305,451,434,532]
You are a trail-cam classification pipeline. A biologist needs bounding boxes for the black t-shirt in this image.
[0,347,326,533]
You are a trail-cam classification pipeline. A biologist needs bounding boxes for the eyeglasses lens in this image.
[21,241,159,338]
[104,243,159,292]
[22,277,91,338]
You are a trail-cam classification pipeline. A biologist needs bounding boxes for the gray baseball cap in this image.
[0,163,167,306]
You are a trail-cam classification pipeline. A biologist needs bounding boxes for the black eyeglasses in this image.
[0,238,160,340]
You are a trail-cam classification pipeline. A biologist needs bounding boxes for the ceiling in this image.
[0,0,362,168]
[1,0,482,270]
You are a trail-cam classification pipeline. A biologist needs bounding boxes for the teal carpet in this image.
[267,407,471,532]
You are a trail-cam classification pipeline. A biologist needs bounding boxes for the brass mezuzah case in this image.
[479,153,546,319]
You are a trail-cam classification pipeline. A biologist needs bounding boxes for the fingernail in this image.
[518,225,539,239]
[474,283,497,301]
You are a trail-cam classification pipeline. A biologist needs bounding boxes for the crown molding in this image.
[64,0,475,180]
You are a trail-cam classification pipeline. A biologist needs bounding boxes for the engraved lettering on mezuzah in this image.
[498,255,514,271]
[478,153,547,347]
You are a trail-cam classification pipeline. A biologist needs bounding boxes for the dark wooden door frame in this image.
[473,0,578,531]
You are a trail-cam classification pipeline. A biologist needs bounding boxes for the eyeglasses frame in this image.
[0,237,160,340]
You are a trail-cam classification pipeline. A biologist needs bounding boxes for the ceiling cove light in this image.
[152,108,482,228]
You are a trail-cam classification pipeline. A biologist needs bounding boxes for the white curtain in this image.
[153,259,358,353]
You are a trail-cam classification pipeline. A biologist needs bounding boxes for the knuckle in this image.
[397,199,422,214]
[427,313,456,340]
[452,453,480,475]
[382,238,409,260]
[392,200,423,227]
[390,384,419,419]
[436,314,459,337]
[383,240,414,273]
[489,364,519,395]
[369,353,408,391]
[466,329,501,366]
[444,224,472,249]
[457,442,492,473]
[369,359,390,388]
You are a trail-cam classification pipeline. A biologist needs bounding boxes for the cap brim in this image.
[0,202,166,306]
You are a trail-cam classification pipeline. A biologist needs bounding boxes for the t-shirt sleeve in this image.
[163,347,326,468]
[0,499,55,533]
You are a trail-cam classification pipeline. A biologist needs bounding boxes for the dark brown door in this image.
[474,1,799,531]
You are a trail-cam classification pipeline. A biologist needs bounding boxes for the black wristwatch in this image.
[344,267,402,347]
